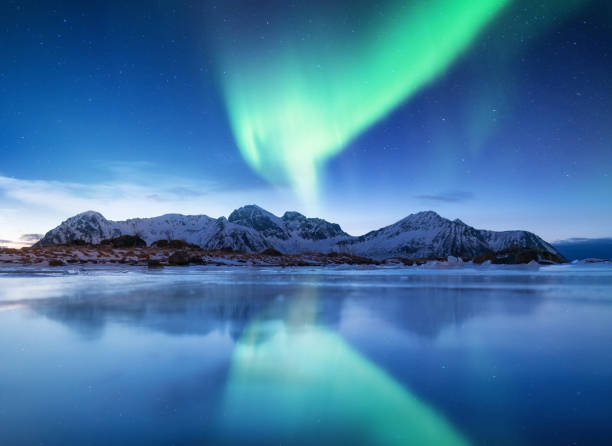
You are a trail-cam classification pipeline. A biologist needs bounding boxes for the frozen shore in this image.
[1,245,600,270]
[0,245,379,268]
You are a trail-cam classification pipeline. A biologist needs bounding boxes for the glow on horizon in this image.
[218,0,509,201]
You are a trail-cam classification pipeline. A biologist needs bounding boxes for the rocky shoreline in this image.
[0,245,377,268]
[0,242,566,268]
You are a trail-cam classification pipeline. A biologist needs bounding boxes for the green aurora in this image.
[219,291,471,445]
[217,0,509,201]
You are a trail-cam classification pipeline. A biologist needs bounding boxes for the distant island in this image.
[0,205,568,267]
[552,237,612,262]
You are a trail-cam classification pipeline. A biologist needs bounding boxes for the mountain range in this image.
[36,205,563,261]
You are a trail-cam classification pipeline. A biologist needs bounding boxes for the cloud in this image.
[554,237,612,245]
[167,186,209,197]
[414,191,474,203]
[19,233,43,242]
[0,172,295,243]
[0,239,12,244]
[0,174,264,216]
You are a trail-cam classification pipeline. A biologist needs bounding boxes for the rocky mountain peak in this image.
[394,210,447,230]
[228,205,288,239]
[37,210,116,246]
[282,211,306,221]
[70,210,107,222]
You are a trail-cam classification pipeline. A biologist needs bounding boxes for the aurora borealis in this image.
[220,290,471,445]
[2,3,612,444]
[0,0,611,245]
[215,0,508,200]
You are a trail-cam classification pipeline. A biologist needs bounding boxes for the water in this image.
[1,264,611,445]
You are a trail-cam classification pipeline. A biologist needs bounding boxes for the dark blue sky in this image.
[1,0,611,244]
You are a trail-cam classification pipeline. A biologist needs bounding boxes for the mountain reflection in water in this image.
[0,265,611,446]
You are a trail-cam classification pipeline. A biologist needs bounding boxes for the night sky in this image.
[1,0,611,245]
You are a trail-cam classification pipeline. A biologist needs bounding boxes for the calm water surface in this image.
[1,264,611,446]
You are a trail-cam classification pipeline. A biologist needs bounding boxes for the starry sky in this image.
[0,0,611,246]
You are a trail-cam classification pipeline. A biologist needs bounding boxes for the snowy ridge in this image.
[339,211,558,259]
[337,211,491,259]
[36,206,562,260]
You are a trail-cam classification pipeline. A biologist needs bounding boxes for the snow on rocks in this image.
[34,207,565,262]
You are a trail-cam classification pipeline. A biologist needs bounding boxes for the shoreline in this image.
[0,245,381,268]
[0,245,593,269]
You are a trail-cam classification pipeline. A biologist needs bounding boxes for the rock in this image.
[345,255,377,265]
[49,259,65,266]
[168,251,190,266]
[152,239,200,249]
[189,255,205,265]
[69,239,88,246]
[147,259,163,268]
[100,235,146,248]
[473,248,566,265]
[261,247,283,256]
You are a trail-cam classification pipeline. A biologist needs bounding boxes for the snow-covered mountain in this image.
[337,211,558,259]
[227,206,348,253]
[36,205,563,261]
[36,210,270,252]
